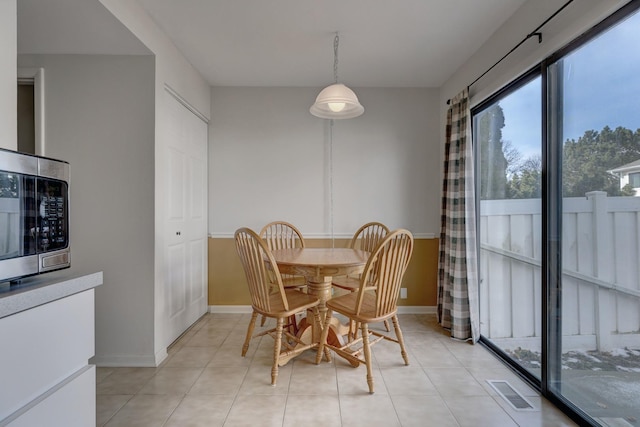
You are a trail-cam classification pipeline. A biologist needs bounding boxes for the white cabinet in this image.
[0,272,102,427]
[4,367,96,427]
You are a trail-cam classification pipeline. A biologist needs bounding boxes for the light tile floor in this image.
[96,313,577,427]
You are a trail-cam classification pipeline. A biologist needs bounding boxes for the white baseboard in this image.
[155,348,168,366]
[208,305,253,313]
[208,305,436,314]
[91,354,160,368]
[398,306,437,314]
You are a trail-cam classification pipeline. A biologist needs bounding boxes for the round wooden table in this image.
[269,247,369,363]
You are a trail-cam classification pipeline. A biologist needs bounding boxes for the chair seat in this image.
[257,289,319,318]
[331,275,360,291]
[326,291,395,324]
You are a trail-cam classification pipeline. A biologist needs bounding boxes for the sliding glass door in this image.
[474,74,542,381]
[548,8,640,423]
[474,3,640,425]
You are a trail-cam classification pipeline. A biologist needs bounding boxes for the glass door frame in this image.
[472,65,543,391]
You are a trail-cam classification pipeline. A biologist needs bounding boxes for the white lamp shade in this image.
[310,83,364,119]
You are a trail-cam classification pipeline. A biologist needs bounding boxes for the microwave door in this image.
[0,171,36,260]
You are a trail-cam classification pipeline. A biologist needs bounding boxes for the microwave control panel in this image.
[37,179,68,252]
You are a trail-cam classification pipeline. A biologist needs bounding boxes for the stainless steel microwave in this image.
[0,148,70,283]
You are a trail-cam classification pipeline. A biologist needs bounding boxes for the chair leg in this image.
[260,314,267,327]
[347,289,359,340]
[242,311,259,357]
[352,321,361,340]
[391,315,409,365]
[288,314,298,335]
[361,322,375,394]
[315,309,333,364]
[383,319,391,332]
[272,317,284,386]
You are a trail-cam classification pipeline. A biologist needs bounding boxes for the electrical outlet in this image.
[400,288,407,299]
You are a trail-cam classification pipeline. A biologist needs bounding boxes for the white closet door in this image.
[163,90,208,347]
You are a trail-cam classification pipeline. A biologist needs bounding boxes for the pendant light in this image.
[310,33,364,119]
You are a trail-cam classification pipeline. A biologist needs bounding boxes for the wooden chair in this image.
[315,229,414,394]
[260,221,306,252]
[259,221,308,331]
[259,221,308,290]
[235,227,324,386]
[332,222,390,336]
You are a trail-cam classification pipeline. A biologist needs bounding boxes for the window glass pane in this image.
[474,76,542,380]
[555,8,640,422]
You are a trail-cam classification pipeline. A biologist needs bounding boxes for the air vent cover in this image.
[487,380,535,411]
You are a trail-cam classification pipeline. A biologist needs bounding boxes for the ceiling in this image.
[17,0,151,56]
[18,0,528,88]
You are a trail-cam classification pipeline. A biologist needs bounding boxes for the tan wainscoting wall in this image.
[208,236,439,307]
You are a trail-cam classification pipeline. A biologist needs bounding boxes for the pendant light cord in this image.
[330,33,338,247]
[329,118,335,248]
[333,33,339,84]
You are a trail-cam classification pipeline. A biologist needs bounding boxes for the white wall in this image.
[0,0,17,150]
[209,86,440,238]
[17,54,156,365]
[99,0,210,118]
[99,0,211,365]
[16,0,211,365]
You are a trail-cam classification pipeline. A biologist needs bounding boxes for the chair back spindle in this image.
[350,222,389,252]
[260,221,306,250]
[357,229,414,318]
[260,221,307,290]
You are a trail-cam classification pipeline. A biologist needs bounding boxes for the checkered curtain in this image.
[437,88,480,342]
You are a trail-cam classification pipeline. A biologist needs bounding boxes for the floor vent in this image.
[597,417,635,427]
[487,380,536,411]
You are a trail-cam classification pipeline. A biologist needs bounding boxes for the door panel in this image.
[163,90,208,347]
[168,147,185,221]
[168,244,186,318]
[189,238,206,303]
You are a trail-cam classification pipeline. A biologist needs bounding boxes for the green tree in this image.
[502,139,523,179]
[509,156,541,199]
[475,106,640,200]
[477,103,509,200]
[621,183,636,197]
[562,126,640,197]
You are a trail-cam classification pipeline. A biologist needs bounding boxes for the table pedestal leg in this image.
[306,277,332,342]
[277,277,353,366]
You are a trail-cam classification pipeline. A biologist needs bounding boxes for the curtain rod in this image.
[446,0,574,105]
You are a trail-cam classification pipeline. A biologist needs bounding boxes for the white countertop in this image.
[0,271,103,319]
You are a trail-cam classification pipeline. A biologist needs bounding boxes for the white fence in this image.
[480,191,640,352]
